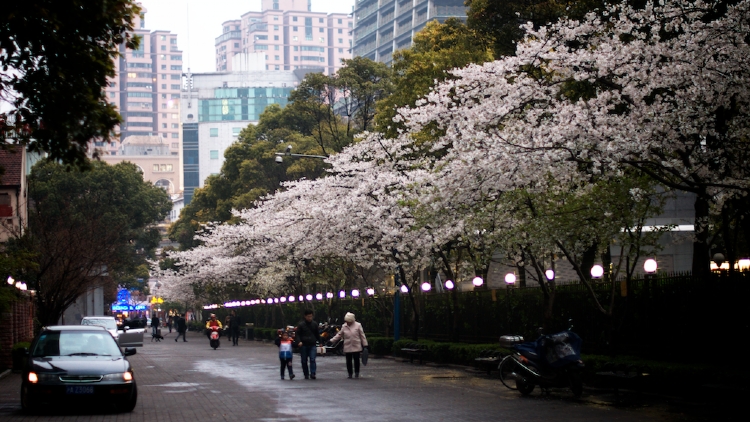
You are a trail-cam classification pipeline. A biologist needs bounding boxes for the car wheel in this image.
[119,383,138,413]
[20,386,35,414]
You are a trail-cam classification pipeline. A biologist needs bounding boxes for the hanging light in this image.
[351,289,360,297]
[472,276,484,287]
[305,294,313,301]
[366,288,375,296]
[280,297,286,303]
[288,296,295,302]
[444,280,454,290]
[400,284,408,293]
[326,292,334,299]
[7,276,14,285]
[315,293,323,300]
[273,298,279,303]
[339,290,346,298]
[266,298,274,304]
[298,295,304,301]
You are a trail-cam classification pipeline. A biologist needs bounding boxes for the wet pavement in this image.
[0,330,734,421]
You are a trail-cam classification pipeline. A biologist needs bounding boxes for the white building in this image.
[180,56,302,204]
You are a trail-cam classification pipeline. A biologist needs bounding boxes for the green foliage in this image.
[367,337,394,355]
[465,0,604,58]
[14,160,171,326]
[375,18,493,138]
[0,0,141,167]
[12,341,31,351]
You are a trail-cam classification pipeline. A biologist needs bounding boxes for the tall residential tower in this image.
[215,0,353,75]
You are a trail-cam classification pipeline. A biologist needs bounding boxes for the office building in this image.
[353,0,467,64]
[215,0,353,75]
[181,60,302,204]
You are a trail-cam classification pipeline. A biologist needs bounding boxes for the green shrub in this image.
[367,337,394,355]
[13,341,31,351]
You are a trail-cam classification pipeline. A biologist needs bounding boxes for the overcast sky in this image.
[140,0,356,73]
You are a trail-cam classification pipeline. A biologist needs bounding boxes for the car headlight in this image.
[28,372,59,383]
[102,372,133,382]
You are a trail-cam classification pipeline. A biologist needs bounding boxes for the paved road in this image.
[0,330,726,421]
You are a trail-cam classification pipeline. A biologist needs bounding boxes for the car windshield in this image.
[32,331,122,357]
[81,318,117,331]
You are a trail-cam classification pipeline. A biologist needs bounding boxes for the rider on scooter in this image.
[205,313,223,339]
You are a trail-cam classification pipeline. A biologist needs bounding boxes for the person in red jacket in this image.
[205,313,223,339]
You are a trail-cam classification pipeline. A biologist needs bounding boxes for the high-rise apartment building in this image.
[215,0,353,75]
[102,6,183,160]
[353,0,466,64]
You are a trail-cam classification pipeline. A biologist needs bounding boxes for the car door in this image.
[117,327,144,348]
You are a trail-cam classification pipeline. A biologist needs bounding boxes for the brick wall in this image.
[0,297,35,369]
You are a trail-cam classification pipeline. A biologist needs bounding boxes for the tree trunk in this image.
[693,193,712,277]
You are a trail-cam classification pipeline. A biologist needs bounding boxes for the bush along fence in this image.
[207,272,747,361]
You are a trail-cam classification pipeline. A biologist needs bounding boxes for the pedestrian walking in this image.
[229,310,241,346]
[275,330,296,380]
[167,315,173,333]
[175,314,187,342]
[295,309,321,379]
[151,313,160,336]
[329,312,369,379]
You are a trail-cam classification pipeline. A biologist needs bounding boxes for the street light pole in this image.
[274,145,328,163]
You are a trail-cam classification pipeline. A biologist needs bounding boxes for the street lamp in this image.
[315,293,323,300]
[339,290,346,298]
[400,284,409,293]
[472,276,484,287]
[7,276,14,286]
[288,296,295,302]
[351,289,360,298]
[326,292,334,299]
[366,288,375,296]
[444,279,455,290]
[305,294,313,301]
[274,144,328,163]
[643,258,658,274]
[505,273,516,286]
[421,281,431,292]
[591,265,604,279]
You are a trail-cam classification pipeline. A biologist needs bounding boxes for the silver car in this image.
[80,316,144,348]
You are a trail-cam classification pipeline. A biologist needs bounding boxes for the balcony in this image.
[215,30,241,45]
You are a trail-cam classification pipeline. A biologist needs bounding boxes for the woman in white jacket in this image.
[330,312,369,378]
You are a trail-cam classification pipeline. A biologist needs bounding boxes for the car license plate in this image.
[65,386,94,394]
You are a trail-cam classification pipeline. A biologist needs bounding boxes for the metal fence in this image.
[233,272,747,358]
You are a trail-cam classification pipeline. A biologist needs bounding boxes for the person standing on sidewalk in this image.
[167,315,174,333]
[229,310,241,346]
[175,314,187,342]
[296,310,321,379]
[329,312,368,379]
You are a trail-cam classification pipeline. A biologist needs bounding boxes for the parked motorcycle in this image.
[320,319,343,355]
[498,328,585,397]
[208,326,221,350]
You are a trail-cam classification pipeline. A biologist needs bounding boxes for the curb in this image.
[0,369,11,381]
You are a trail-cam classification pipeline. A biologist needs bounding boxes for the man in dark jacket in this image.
[228,310,241,346]
[296,310,321,379]
[174,314,187,342]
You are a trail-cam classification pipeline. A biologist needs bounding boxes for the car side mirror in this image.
[124,348,137,356]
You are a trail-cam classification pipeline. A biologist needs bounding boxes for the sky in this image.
[140,0,356,73]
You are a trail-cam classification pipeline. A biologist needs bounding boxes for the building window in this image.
[293,36,298,41]
[339,38,343,43]
[210,128,218,137]
[274,35,279,40]
[339,48,343,53]
[161,35,167,41]
[275,65,280,70]
[172,123,179,128]
[294,56,298,61]
[170,38,177,44]
[234,42,239,48]
[338,29,343,34]
[274,45,279,50]
[161,74,167,79]
[293,16,298,22]
[161,45,166,50]
[162,123,167,128]
[153,164,159,172]
[161,65,167,70]
[319,28,324,33]
[319,18,324,23]
[293,26,298,31]
[162,84,167,89]
[171,143,179,148]
[232,127,241,136]
[275,55,280,60]
[338,19,342,24]
[210,150,219,159]
[171,84,180,89]
[171,133,179,138]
